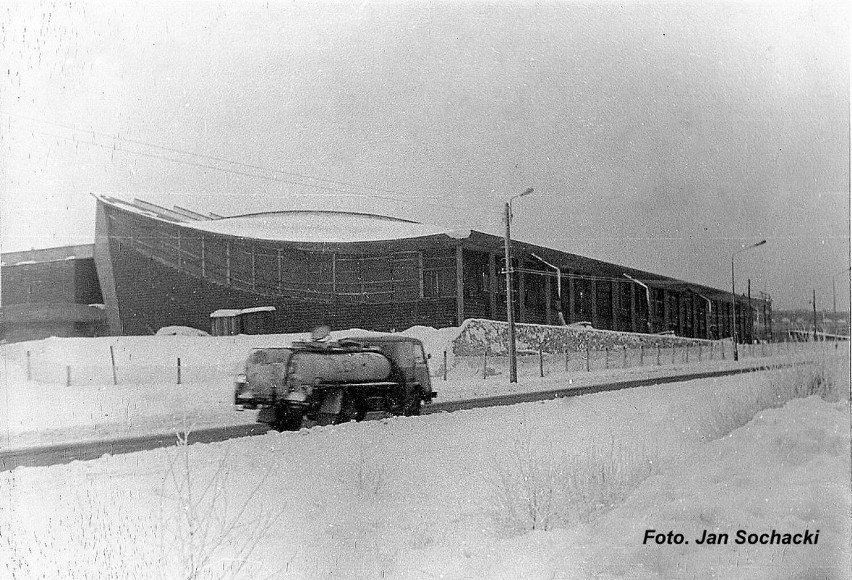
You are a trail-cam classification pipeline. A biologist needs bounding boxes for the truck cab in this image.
[339,335,435,410]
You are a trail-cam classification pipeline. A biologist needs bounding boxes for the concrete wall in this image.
[452,318,722,356]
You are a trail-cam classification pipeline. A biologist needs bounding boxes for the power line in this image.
[2,111,501,216]
[17,125,500,217]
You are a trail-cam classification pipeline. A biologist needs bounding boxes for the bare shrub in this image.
[490,434,657,534]
[159,429,287,579]
[490,349,848,536]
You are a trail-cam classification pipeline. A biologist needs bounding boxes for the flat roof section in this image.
[186,210,468,243]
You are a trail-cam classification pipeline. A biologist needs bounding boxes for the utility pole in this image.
[504,202,517,383]
[503,187,534,384]
[813,289,817,341]
[731,240,766,360]
[747,278,751,343]
[833,276,837,336]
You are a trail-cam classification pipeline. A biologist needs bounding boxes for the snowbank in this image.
[0,356,847,579]
[0,329,831,449]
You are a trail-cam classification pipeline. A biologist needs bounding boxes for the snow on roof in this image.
[240,306,276,314]
[185,210,464,243]
[210,309,242,318]
[210,306,276,318]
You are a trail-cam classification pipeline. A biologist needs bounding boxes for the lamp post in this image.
[623,273,652,333]
[731,240,766,360]
[505,187,534,383]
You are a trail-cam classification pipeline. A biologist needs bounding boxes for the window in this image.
[421,252,455,298]
[596,281,612,318]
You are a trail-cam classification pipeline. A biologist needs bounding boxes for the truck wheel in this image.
[403,395,422,417]
[316,413,337,426]
[275,405,303,431]
[338,396,365,424]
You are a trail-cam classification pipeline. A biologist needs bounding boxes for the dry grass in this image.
[490,347,848,535]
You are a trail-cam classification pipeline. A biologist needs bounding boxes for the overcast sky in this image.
[1,0,849,310]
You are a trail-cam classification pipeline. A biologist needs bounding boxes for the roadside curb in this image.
[0,360,809,471]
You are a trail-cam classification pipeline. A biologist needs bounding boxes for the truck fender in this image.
[319,389,344,415]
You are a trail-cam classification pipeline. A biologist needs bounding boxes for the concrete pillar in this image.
[662,289,670,333]
[590,280,598,328]
[677,292,685,335]
[545,275,552,325]
[692,294,699,338]
[567,271,575,324]
[518,257,526,323]
[629,283,637,332]
[225,240,231,285]
[611,281,619,331]
[706,300,712,339]
[488,252,497,320]
[455,245,465,325]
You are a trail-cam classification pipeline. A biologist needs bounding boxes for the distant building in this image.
[86,195,762,341]
[0,244,107,342]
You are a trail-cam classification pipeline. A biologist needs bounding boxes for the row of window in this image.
[108,210,457,303]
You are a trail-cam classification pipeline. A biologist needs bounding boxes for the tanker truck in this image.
[234,335,435,430]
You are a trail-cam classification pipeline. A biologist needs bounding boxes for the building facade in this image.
[0,244,107,342]
[92,195,760,342]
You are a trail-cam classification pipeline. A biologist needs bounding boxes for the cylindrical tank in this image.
[289,350,392,384]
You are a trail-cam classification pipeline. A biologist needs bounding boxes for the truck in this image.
[234,335,435,430]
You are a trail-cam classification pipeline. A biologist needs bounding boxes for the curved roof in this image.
[185,210,465,243]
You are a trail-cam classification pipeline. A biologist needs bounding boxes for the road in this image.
[0,362,795,471]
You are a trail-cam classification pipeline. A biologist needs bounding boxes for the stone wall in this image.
[452,318,725,356]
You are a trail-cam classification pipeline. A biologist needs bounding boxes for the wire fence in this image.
[439,340,828,381]
[10,338,834,387]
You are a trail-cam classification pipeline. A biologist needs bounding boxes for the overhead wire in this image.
[2,111,504,218]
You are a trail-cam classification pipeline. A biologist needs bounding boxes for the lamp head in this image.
[520,187,534,197]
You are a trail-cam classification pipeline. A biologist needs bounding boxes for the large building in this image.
[90,195,762,342]
[0,244,107,342]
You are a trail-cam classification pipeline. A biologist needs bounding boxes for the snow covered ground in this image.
[0,329,828,450]
[0,345,848,579]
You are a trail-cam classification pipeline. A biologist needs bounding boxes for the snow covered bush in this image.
[490,349,848,537]
[489,433,657,533]
[705,356,844,441]
[159,430,286,580]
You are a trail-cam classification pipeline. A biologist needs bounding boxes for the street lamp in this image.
[731,240,766,360]
[505,187,534,383]
[623,273,652,333]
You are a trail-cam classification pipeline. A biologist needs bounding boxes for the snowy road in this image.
[0,360,811,471]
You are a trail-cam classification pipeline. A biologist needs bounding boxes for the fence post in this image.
[66,365,71,387]
[443,351,447,381]
[604,347,609,370]
[623,345,628,368]
[110,345,118,386]
[482,351,487,379]
[585,347,590,372]
[671,343,676,364]
[721,343,726,360]
[177,357,181,385]
[539,349,544,378]
[26,351,31,382]
[564,349,569,372]
[685,344,689,364]
[698,343,702,362]
[639,345,644,366]
[656,344,661,366]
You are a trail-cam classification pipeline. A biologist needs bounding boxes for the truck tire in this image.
[403,393,422,416]
[275,405,303,431]
[316,412,337,426]
[338,395,365,424]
